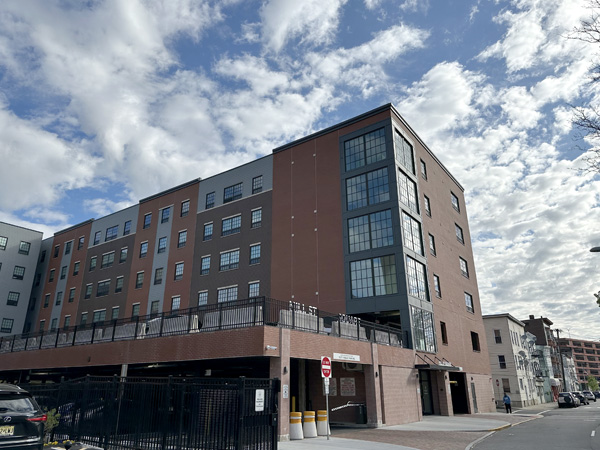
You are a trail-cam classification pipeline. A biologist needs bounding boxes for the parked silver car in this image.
[582,390,596,402]
[558,392,578,408]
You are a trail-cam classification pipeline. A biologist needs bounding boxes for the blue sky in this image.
[1,0,599,340]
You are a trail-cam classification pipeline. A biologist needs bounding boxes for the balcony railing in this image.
[0,297,408,354]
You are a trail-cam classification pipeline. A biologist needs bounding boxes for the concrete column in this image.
[436,371,453,416]
[269,327,291,441]
[364,342,383,427]
[120,364,128,377]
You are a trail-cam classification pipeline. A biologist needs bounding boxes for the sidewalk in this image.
[279,403,549,450]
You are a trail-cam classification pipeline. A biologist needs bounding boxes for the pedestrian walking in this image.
[503,393,512,413]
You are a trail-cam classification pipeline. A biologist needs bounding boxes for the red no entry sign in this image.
[321,356,332,378]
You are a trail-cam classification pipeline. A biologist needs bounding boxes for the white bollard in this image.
[303,411,317,438]
[317,410,330,436]
[290,412,304,440]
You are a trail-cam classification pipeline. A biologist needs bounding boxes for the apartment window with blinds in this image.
[217,286,238,303]
[198,291,208,306]
[154,268,163,285]
[115,277,124,293]
[220,250,240,271]
[181,200,190,217]
[252,176,263,194]
[205,192,215,209]
[13,266,25,280]
[224,183,242,203]
[222,215,241,236]
[171,296,181,311]
[174,262,184,281]
[251,209,262,228]
[96,280,110,297]
[161,207,170,223]
[135,272,144,289]
[200,256,210,275]
[101,252,115,269]
[157,237,167,253]
[105,225,118,241]
[249,244,261,265]
[178,230,187,248]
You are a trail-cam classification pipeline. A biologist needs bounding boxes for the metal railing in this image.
[0,297,408,354]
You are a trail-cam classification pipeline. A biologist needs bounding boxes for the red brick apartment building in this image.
[0,104,494,439]
[557,337,600,389]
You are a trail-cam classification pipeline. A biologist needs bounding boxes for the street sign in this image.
[321,356,332,378]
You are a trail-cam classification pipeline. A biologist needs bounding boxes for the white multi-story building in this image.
[563,353,579,392]
[483,314,545,408]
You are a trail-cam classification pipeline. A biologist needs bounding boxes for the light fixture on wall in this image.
[265,345,277,350]
[283,366,288,374]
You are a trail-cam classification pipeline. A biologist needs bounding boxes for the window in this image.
[135,272,144,289]
[248,282,260,297]
[123,220,132,235]
[54,245,60,257]
[151,267,162,285]
[49,318,58,331]
[132,303,140,317]
[7,292,19,306]
[60,266,67,279]
[455,224,464,244]
[40,250,46,262]
[350,255,398,298]
[73,261,80,276]
[471,331,480,351]
[80,313,88,326]
[97,280,110,297]
[119,247,128,263]
[394,130,415,174]
[249,244,261,265]
[181,200,190,217]
[143,213,152,229]
[398,170,419,214]
[252,176,263,194]
[150,300,159,315]
[406,256,429,301]
[161,207,170,223]
[220,250,240,271]
[34,273,41,286]
[140,241,148,258]
[0,236,7,250]
[64,316,71,328]
[424,195,431,216]
[89,256,97,271]
[429,234,436,256]
[203,223,213,241]
[55,291,63,305]
[345,128,386,171]
[459,257,469,278]
[200,256,210,275]
[494,329,502,344]
[157,237,167,253]
[84,284,92,299]
[222,215,241,236]
[101,252,115,269]
[348,209,393,253]
[174,262,184,281]
[451,192,460,212]
[251,209,262,228]
[49,268,55,282]
[171,296,181,311]
[206,192,215,209]
[68,288,75,303]
[420,159,427,179]
[502,378,510,393]
[1,318,13,334]
[498,355,507,369]
[19,241,31,255]
[111,307,120,321]
[13,266,25,280]
[93,310,106,323]
[411,306,436,352]
[65,240,72,255]
[224,182,243,203]
[115,277,124,293]
[346,167,390,211]
[465,292,474,313]
[78,236,85,250]
[39,319,46,331]
[440,321,448,345]
[402,212,423,255]
[178,230,187,248]
[93,231,101,245]
[218,286,238,303]
[198,291,208,306]
[105,225,119,241]
[433,274,441,297]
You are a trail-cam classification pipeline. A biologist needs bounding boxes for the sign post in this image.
[321,356,332,440]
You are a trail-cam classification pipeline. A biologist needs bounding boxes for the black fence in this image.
[23,375,279,450]
[0,297,408,353]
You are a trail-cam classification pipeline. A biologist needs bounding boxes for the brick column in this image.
[269,327,291,441]
[364,342,383,427]
[436,371,453,416]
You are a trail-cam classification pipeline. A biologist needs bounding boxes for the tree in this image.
[571,0,600,172]
[588,374,599,391]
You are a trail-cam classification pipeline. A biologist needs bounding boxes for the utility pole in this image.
[555,329,568,391]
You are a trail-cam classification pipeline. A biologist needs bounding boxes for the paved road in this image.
[473,403,600,450]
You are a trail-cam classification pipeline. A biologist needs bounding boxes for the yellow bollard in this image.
[303,411,317,438]
[290,411,304,440]
[317,410,329,436]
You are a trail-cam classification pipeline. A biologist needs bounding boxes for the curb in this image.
[465,431,495,450]
[465,414,542,449]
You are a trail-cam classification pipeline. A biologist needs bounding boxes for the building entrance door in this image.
[419,370,433,415]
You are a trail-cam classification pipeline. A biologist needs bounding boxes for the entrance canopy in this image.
[415,354,462,372]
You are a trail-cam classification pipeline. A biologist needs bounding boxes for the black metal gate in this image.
[22,375,279,450]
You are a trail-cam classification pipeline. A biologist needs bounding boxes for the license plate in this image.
[0,425,14,436]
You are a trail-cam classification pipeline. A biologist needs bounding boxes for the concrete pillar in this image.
[298,359,306,412]
[269,328,291,441]
[364,342,383,427]
[436,371,453,416]
[120,364,128,377]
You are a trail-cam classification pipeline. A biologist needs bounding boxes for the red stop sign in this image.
[321,356,332,378]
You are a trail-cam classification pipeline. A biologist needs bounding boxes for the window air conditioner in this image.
[342,362,363,372]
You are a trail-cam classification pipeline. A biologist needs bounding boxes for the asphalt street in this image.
[473,403,600,450]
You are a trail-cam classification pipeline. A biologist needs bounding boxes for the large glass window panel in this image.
[398,170,419,214]
[344,128,386,171]
[402,212,423,255]
[394,130,415,174]
[372,255,398,296]
[350,255,397,298]
[369,210,394,250]
[367,168,390,205]
[411,306,436,353]
[348,215,370,253]
[406,255,429,301]
[346,174,368,210]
